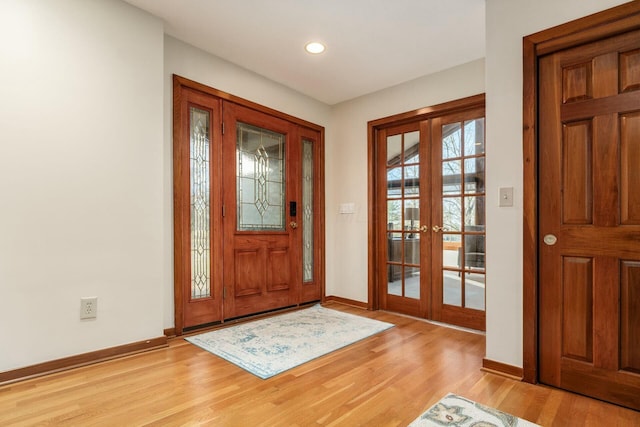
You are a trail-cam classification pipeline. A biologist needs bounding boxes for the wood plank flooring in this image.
[1,302,639,426]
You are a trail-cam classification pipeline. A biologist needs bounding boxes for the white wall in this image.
[162,36,332,328]
[326,60,485,301]
[0,0,164,371]
[484,0,629,367]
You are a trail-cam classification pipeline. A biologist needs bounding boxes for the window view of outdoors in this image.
[441,118,485,310]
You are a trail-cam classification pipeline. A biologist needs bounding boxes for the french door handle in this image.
[289,221,298,229]
[432,225,446,232]
[419,225,429,233]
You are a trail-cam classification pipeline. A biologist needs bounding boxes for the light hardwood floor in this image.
[1,302,638,426]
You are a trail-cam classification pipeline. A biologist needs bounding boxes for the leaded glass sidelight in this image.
[237,122,286,230]
[190,107,211,299]
[302,139,314,282]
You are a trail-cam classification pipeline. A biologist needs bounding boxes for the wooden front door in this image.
[538,29,640,410]
[222,102,301,319]
[173,76,324,332]
[374,96,486,331]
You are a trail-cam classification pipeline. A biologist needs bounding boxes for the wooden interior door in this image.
[538,29,640,410]
[222,102,301,319]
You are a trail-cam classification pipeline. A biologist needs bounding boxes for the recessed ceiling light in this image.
[305,42,326,54]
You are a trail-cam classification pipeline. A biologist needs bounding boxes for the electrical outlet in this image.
[80,297,98,319]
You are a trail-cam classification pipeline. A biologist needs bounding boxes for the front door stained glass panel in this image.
[236,122,285,231]
[302,138,314,282]
[190,107,211,299]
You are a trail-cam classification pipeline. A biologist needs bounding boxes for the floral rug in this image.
[409,393,540,427]
[185,304,394,379]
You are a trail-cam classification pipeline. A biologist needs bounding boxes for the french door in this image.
[173,76,323,332]
[373,97,486,331]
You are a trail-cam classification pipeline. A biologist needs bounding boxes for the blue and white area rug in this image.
[185,304,394,379]
[409,393,540,427]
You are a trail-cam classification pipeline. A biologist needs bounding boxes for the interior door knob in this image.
[290,221,298,229]
[419,225,429,233]
[543,234,557,245]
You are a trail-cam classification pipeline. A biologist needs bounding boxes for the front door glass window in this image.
[190,107,211,299]
[236,122,286,231]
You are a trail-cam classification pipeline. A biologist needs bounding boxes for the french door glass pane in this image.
[464,158,485,194]
[464,196,486,229]
[236,122,285,231]
[466,273,485,310]
[443,234,461,269]
[443,160,462,194]
[387,200,402,230]
[443,270,461,306]
[302,138,314,282]
[404,198,420,232]
[404,165,420,196]
[443,197,462,231]
[190,107,211,299]
[387,134,402,166]
[387,167,402,198]
[464,118,485,156]
[442,123,462,159]
[403,131,420,163]
[405,267,420,299]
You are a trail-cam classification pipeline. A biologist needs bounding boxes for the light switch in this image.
[499,187,514,207]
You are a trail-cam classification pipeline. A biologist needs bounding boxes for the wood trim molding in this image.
[0,336,168,386]
[368,93,485,129]
[482,358,524,381]
[163,327,176,338]
[522,35,538,385]
[173,75,323,132]
[324,296,369,310]
[522,1,640,385]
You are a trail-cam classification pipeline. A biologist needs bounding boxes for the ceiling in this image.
[124,0,486,105]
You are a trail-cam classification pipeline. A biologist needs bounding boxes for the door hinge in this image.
[222,122,225,135]
[223,287,226,299]
[222,204,226,217]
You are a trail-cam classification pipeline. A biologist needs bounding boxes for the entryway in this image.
[523,2,640,411]
[173,76,324,333]
[369,94,486,331]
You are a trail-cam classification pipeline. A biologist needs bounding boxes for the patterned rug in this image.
[185,304,394,379]
[409,393,540,427]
